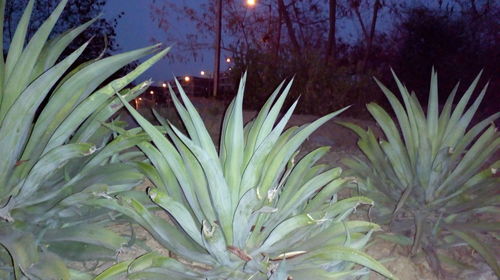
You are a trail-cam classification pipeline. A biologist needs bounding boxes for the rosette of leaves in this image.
[0,0,169,278]
[339,69,499,277]
[93,74,396,280]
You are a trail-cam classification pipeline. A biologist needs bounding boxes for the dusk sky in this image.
[103,0,219,85]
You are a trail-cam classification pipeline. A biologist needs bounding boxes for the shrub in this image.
[340,69,499,277]
[0,0,167,278]
[93,74,396,279]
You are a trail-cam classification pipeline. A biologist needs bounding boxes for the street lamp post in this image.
[213,0,255,98]
[213,0,222,98]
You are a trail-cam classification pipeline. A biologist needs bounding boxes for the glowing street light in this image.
[162,83,167,88]
[226,57,231,63]
[246,0,256,7]
[150,90,154,95]
[200,70,206,76]
[184,76,191,82]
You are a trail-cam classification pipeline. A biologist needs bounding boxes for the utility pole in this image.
[213,0,222,97]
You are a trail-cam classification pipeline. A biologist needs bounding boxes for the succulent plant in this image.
[340,69,499,277]
[93,74,396,279]
[0,0,168,278]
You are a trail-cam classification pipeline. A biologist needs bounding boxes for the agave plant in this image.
[0,0,169,278]
[91,74,396,279]
[340,69,499,277]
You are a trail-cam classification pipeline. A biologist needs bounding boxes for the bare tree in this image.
[349,0,383,72]
[325,0,337,65]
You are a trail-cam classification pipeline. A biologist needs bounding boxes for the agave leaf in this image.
[289,267,368,280]
[443,82,489,148]
[148,188,204,247]
[2,0,68,115]
[254,78,294,149]
[435,161,499,205]
[27,251,70,280]
[363,130,402,192]
[427,69,439,154]
[450,230,500,277]
[304,177,350,212]
[258,107,349,195]
[154,110,215,223]
[446,222,500,232]
[0,42,88,195]
[173,78,218,160]
[451,112,500,163]
[256,213,317,254]
[115,91,207,225]
[322,196,374,221]
[240,99,299,196]
[243,80,285,165]
[167,84,199,144]
[390,69,420,149]
[95,196,215,265]
[436,82,459,144]
[0,227,38,276]
[25,163,143,210]
[94,259,132,280]
[442,71,482,142]
[170,124,233,243]
[297,221,381,251]
[80,133,150,173]
[3,0,34,88]
[47,242,118,262]
[73,81,150,143]
[278,146,330,205]
[292,246,396,279]
[373,78,416,162]
[12,143,96,205]
[275,168,342,222]
[69,269,93,280]
[438,128,499,196]
[126,252,205,280]
[44,47,170,153]
[367,103,413,186]
[269,260,288,280]
[32,17,97,77]
[220,72,245,210]
[20,44,161,165]
[232,188,260,249]
[137,142,186,207]
[43,224,126,250]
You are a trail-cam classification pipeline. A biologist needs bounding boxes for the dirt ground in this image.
[104,97,498,280]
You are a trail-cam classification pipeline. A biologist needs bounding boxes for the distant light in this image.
[162,83,167,88]
[184,76,191,82]
[246,0,256,7]
[229,67,232,71]
[150,90,154,95]
[138,97,143,101]
[226,57,231,63]
[200,71,206,76]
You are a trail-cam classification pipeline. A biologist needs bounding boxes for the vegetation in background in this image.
[392,3,499,117]
[94,75,396,279]
[340,70,499,278]
[0,0,168,278]
[3,0,121,60]
[150,0,498,118]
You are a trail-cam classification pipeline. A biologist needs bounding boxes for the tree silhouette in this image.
[3,0,124,63]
